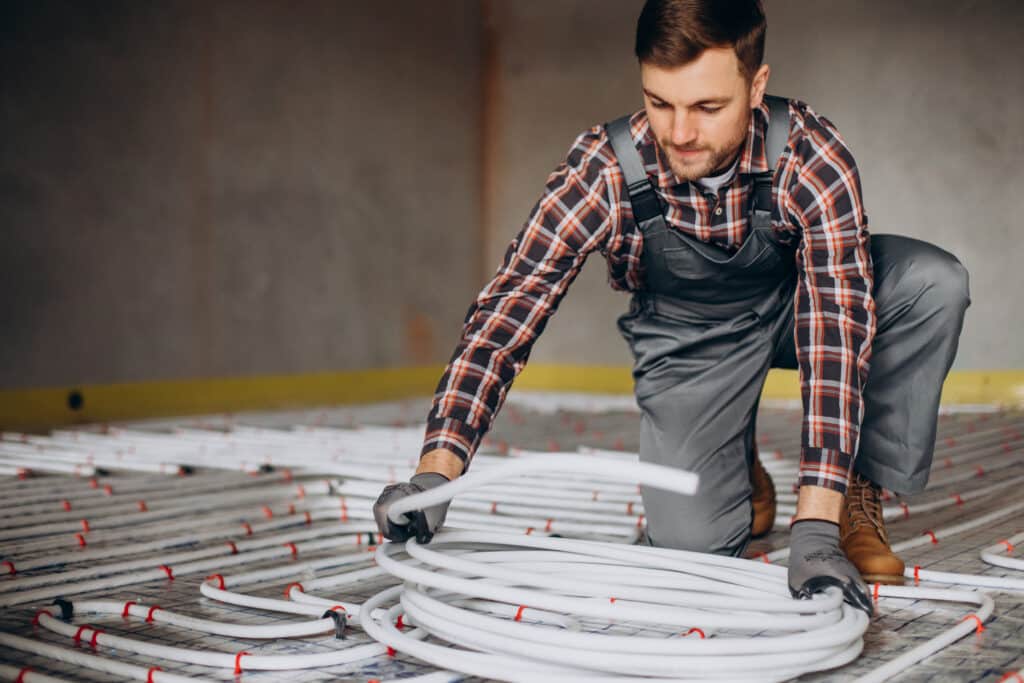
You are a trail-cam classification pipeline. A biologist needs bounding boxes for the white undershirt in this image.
[695,158,739,195]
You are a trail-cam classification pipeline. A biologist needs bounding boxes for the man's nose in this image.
[671,113,699,146]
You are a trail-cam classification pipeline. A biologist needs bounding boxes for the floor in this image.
[0,393,1022,682]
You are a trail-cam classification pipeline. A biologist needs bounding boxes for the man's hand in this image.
[788,519,873,616]
[373,472,451,544]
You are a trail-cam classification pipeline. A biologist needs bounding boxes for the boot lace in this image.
[847,473,889,544]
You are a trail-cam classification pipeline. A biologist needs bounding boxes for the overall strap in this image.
[753,95,791,220]
[605,116,667,232]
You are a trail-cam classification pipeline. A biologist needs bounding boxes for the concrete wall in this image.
[486,0,1023,370]
[0,0,482,389]
[3,0,1020,397]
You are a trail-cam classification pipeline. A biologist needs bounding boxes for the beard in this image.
[659,111,751,182]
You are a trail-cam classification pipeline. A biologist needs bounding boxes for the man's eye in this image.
[700,106,723,114]
[652,101,669,109]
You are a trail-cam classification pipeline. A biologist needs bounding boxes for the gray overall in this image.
[607,98,970,556]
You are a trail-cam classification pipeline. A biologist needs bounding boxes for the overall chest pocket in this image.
[659,229,788,283]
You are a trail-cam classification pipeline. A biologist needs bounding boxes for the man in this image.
[374,0,969,615]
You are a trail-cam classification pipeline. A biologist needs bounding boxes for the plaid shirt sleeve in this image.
[421,127,616,470]
[782,109,876,496]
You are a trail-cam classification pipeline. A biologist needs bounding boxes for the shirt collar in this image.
[632,100,771,189]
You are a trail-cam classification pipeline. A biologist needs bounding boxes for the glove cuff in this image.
[411,472,450,489]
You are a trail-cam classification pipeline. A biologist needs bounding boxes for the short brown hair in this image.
[635,0,766,81]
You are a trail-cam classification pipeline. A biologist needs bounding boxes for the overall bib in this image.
[606,99,970,556]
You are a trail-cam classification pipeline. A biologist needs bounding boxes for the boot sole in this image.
[861,573,905,585]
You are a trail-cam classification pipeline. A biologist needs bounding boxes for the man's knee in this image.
[646,508,751,557]
[878,236,971,318]
[918,251,970,314]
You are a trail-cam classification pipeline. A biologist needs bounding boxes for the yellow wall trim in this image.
[2,365,1021,431]
[0,367,446,431]
[515,365,1024,407]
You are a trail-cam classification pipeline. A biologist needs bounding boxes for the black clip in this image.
[52,598,74,622]
[322,609,347,639]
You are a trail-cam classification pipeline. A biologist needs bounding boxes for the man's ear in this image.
[750,63,771,108]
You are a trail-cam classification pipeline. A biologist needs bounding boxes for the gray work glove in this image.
[373,472,451,544]
[788,519,873,616]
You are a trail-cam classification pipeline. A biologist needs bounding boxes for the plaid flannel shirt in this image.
[422,98,875,495]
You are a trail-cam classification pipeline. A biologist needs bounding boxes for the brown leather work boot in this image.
[750,454,776,537]
[840,472,905,584]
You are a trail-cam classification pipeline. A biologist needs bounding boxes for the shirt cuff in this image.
[421,415,481,472]
[797,446,855,496]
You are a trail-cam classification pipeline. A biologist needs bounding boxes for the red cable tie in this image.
[137,500,148,512]
[609,597,617,604]
[75,533,87,547]
[241,522,253,536]
[89,478,99,488]
[145,605,162,623]
[147,666,162,683]
[32,609,53,626]
[525,527,534,535]
[17,467,30,479]
[754,552,771,564]
[976,465,986,477]
[943,457,953,469]
[226,540,238,555]
[946,437,957,447]
[103,485,113,496]
[295,484,306,500]
[999,673,1024,683]
[304,511,313,525]
[234,651,249,675]
[626,501,634,515]
[61,499,72,511]
[207,574,226,589]
[899,502,910,519]
[340,500,349,522]
[490,502,498,514]
[282,468,293,482]
[73,625,89,646]
[262,505,274,519]
[684,627,706,638]
[873,583,880,602]
[285,542,298,558]
[89,628,104,649]
[284,581,304,597]
[1000,539,1015,553]
[387,646,396,657]
[636,514,645,529]
[913,566,921,585]
[158,565,174,580]
[355,533,363,546]
[2,560,15,575]
[961,613,985,634]
[395,615,404,629]
[951,493,964,506]
[122,600,136,618]
[545,518,554,532]
[80,519,90,533]
[514,605,526,621]
[15,667,31,683]
[287,503,296,515]
[923,530,939,545]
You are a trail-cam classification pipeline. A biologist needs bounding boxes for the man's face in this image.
[641,47,769,182]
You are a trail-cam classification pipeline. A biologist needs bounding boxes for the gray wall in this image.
[0,1,482,389]
[486,0,1023,370]
[2,0,1020,396]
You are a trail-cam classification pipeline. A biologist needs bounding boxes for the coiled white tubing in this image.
[371,455,868,681]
